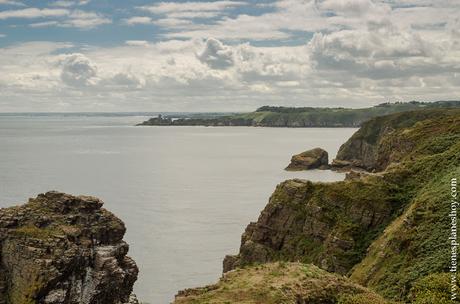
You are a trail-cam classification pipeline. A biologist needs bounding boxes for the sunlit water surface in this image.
[0,114,356,303]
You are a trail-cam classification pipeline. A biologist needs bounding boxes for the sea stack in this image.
[285,147,329,170]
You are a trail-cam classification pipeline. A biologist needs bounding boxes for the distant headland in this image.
[137,100,460,128]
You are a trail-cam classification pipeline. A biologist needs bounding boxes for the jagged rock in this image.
[285,147,329,171]
[224,177,398,274]
[0,191,138,304]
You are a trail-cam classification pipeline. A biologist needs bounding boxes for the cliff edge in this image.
[220,108,460,302]
[175,262,387,304]
[0,191,138,304]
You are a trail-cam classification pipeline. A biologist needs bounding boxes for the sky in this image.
[0,0,459,112]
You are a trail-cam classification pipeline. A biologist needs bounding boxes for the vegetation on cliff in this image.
[0,191,138,304]
[138,100,460,128]
[349,111,460,300]
[223,176,400,275]
[179,108,460,303]
[175,262,387,304]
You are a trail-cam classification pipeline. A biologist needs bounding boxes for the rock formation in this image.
[331,109,454,171]
[0,191,138,304]
[223,175,397,274]
[219,108,460,303]
[285,147,328,170]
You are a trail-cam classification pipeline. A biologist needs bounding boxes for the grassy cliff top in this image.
[174,262,388,304]
[139,100,460,127]
[177,108,460,303]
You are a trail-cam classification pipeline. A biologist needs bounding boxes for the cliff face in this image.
[223,175,400,275]
[222,109,460,302]
[348,111,460,299]
[0,191,138,304]
[332,109,455,171]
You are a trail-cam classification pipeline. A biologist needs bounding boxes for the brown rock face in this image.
[0,191,138,304]
[331,109,453,172]
[285,148,329,171]
[224,177,399,275]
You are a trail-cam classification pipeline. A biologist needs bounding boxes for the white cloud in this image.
[0,0,25,6]
[138,1,245,14]
[0,1,459,111]
[123,16,152,25]
[157,1,326,41]
[60,53,98,86]
[0,6,109,29]
[0,8,69,19]
[64,10,111,29]
[51,0,91,7]
[153,18,192,27]
[320,0,390,16]
[307,20,458,81]
[198,38,235,69]
[168,11,221,19]
[51,1,77,7]
[29,21,60,28]
[0,34,6,38]
[125,40,150,47]
[22,9,111,29]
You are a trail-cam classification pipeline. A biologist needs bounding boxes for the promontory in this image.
[176,108,460,303]
[0,191,138,304]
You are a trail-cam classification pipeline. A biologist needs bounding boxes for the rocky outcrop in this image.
[285,148,328,171]
[331,109,455,171]
[222,108,460,302]
[223,176,399,275]
[0,191,138,304]
[175,262,388,304]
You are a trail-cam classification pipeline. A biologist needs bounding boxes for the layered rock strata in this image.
[0,191,138,304]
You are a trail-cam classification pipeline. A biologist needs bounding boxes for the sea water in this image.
[0,114,356,303]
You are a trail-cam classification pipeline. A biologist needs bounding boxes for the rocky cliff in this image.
[0,191,138,304]
[223,176,399,275]
[218,108,460,303]
[332,109,455,171]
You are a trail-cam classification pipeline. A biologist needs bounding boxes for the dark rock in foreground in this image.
[0,191,138,304]
[285,147,328,171]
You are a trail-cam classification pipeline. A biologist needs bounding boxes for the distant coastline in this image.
[137,100,460,128]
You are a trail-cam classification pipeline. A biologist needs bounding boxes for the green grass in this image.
[175,262,387,304]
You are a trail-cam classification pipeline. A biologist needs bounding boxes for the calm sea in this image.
[0,114,356,303]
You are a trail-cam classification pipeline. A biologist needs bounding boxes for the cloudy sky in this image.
[0,0,459,112]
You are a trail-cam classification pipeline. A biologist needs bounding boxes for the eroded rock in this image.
[0,191,138,304]
[224,178,398,274]
[285,147,329,171]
